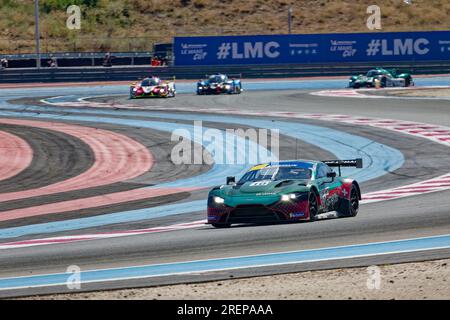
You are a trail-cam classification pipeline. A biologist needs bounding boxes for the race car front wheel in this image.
[337,185,359,217]
[308,192,319,221]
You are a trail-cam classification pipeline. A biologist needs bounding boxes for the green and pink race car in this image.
[207,159,362,228]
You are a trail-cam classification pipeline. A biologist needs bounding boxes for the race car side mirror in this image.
[327,172,336,180]
[226,176,236,185]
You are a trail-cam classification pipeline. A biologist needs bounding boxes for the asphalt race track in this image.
[0,77,449,297]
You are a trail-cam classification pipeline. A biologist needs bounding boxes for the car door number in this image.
[249,181,271,186]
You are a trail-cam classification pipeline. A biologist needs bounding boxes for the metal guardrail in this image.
[1,61,450,83]
[0,52,154,60]
[0,58,166,69]
[1,42,173,68]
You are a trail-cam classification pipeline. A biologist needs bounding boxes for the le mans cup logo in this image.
[180,43,208,61]
[330,40,357,58]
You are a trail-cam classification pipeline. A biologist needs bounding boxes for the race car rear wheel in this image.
[212,223,231,228]
[405,76,412,87]
[308,192,319,221]
[337,184,359,217]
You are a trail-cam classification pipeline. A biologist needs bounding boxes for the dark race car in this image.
[130,76,176,99]
[197,74,242,95]
[349,68,414,88]
[207,159,362,228]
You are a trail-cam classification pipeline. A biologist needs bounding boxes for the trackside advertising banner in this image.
[173,31,450,66]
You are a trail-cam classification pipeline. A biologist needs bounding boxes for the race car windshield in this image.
[141,78,159,86]
[238,166,312,184]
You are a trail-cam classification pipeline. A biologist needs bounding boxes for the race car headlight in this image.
[281,194,297,201]
[213,196,225,204]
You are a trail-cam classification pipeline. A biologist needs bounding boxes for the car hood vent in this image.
[274,180,294,188]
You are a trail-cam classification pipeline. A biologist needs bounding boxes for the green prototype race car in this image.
[349,67,413,88]
[207,159,363,228]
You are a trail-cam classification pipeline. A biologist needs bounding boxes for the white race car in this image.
[130,76,176,99]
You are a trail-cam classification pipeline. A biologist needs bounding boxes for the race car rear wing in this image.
[204,73,242,79]
[131,75,175,85]
[159,76,176,81]
[322,158,363,176]
[134,76,176,81]
[228,73,242,79]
